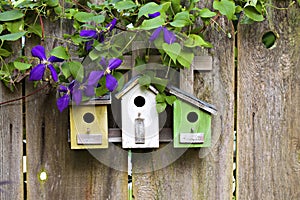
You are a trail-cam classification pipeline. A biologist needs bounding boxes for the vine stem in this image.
[39,15,45,42]
[118,32,137,57]
[0,83,49,106]
[72,0,91,12]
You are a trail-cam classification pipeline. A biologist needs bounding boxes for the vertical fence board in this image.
[25,14,128,199]
[0,39,23,200]
[0,84,23,200]
[132,13,235,200]
[237,1,300,199]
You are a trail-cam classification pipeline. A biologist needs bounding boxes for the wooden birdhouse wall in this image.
[120,84,159,148]
[70,105,108,149]
[173,100,212,148]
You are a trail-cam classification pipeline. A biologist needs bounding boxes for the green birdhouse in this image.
[167,86,217,148]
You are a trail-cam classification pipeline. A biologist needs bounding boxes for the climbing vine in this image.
[0,0,296,111]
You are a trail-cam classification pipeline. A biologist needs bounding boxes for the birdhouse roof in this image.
[70,93,111,105]
[115,75,158,99]
[166,85,218,115]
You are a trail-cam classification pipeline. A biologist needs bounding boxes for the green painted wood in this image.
[173,100,211,148]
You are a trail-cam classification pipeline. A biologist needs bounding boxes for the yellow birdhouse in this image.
[69,96,110,149]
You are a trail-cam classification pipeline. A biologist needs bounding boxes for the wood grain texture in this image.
[132,3,235,199]
[0,39,23,200]
[0,84,23,200]
[25,14,128,200]
[237,1,300,199]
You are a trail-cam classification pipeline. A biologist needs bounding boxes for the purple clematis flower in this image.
[87,57,122,92]
[148,12,160,19]
[106,18,117,31]
[56,80,96,112]
[80,18,117,51]
[56,81,75,112]
[29,45,64,82]
[72,81,95,105]
[149,26,176,44]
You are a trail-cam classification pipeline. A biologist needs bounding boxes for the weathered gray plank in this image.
[25,14,128,200]
[132,11,235,200]
[0,41,23,200]
[237,1,300,199]
[0,84,23,200]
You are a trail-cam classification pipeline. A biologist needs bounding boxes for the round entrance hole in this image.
[187,112,198,123]
[262,31,277,49]
[83,112,95,123]
[134,96,145,107]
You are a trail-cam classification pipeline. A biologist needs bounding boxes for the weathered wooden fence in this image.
[0,0,299,199]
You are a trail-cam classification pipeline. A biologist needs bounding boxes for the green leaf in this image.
[5,20,24,33]
[0,31,26,41]
[171,0,181,13]
[165,95,176,105]
[152,76,168,92]
[0,25,3,34]
[184,34,212,48]
[235,5,243,14]
[113,71,124,91]
[46,0,59,7]
[139,16,165,30]
[61,62,71,78]
[50,46,69,60]
[244,6,264,22]
[54,5,62,15]
[138,74,151,86]
[0,48,12,57]
[199,8,216,18]
[69,61,84,82]
[138,2,160,19]
[0,10,24,21]
[156,93,166,103]
[88,15,105,23]
[27,24,42,37]
[156,102,167,113]
[177,51,194,68]
[13,61,31,70]
[115,1,137,10]
[95,85,108,97]
[88,49,101,61]
[162,43,181,63]
[239,15,254,24]
[213,0,236,20]
[160,2,171,12]
[170,11,191,28]
[74,12,95,23]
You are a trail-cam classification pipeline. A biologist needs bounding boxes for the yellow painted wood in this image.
[70,105,108,149]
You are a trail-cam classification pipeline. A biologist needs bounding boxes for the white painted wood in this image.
[121,84,159,148]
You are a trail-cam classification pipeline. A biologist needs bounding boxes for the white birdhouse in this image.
[115,76,159,148]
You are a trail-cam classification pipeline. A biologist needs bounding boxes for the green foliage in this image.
[0,10,24,22]
[213,0,236,20]
[138,2,161,19]
[0,0,282,109]
[0,32,26,41]
[68,61,84,82]
[50,46,69,60]
[162,43,181,63]
[170,11,192,27]
[139,16,165,30]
